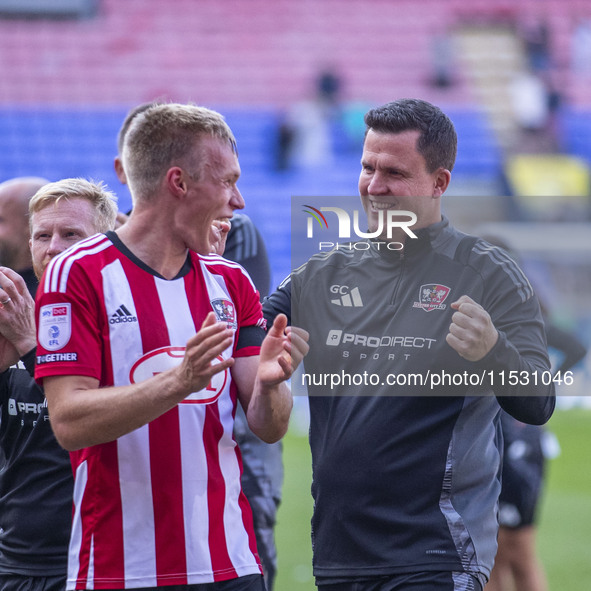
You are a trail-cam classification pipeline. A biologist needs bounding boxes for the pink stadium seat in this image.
[0,0,480,107]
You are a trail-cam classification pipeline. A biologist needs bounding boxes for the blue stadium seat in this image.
[0,106,503,286]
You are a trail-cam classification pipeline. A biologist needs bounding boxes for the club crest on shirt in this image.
[38,303,72,350]
[211,298,237,329]
[413,284,451,312]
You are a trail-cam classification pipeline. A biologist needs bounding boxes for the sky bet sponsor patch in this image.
[39,303,72,351]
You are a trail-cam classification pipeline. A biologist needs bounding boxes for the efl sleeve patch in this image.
[38,303,72,351]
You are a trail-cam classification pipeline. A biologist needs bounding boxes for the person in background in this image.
[0,177,49,297]
[221,216,281,591]
[0,178,118,591]
[482,236,588,591]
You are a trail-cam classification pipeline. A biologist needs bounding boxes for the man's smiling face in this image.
[358,129,450,243]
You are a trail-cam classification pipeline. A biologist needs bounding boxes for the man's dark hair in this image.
[364,98,457,172]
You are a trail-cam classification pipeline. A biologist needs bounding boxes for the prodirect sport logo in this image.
[326,329,436,350]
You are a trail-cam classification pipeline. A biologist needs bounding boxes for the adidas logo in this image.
[331,287,363,307]
[109,304,138,324]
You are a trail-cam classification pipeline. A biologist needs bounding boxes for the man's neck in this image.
[115,213,188,280]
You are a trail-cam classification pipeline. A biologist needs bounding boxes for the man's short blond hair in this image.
[29,178,118,233]
[122,103,237,201]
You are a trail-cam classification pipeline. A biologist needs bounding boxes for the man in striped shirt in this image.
[115,103,280,591]
[35,103,308,591]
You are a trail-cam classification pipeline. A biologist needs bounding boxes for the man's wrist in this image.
[15,337,38,358]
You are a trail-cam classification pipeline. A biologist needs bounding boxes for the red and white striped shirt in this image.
[35,233,266,590]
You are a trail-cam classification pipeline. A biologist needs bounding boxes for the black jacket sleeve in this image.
[20,348,37,378]
[545,322,587,373]
[496,395,555,426]
[497,321,586,425]
[263,277,292,327]
[472,240,556,425]
[224,213,272,299]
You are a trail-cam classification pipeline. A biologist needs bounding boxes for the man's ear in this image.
[433,168,451,197]
[166,167,187,199]
[114,156,127,184]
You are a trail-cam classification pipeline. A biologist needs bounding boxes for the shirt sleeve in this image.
[472,242,556,424]
[263,275,292,327]
[20,348,36,377]
[224,262,266,359]
[34,262,103,384]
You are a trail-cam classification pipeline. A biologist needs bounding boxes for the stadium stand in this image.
[0,0,590,288]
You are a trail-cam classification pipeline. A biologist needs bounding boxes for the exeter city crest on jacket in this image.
[413,284,451,312]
